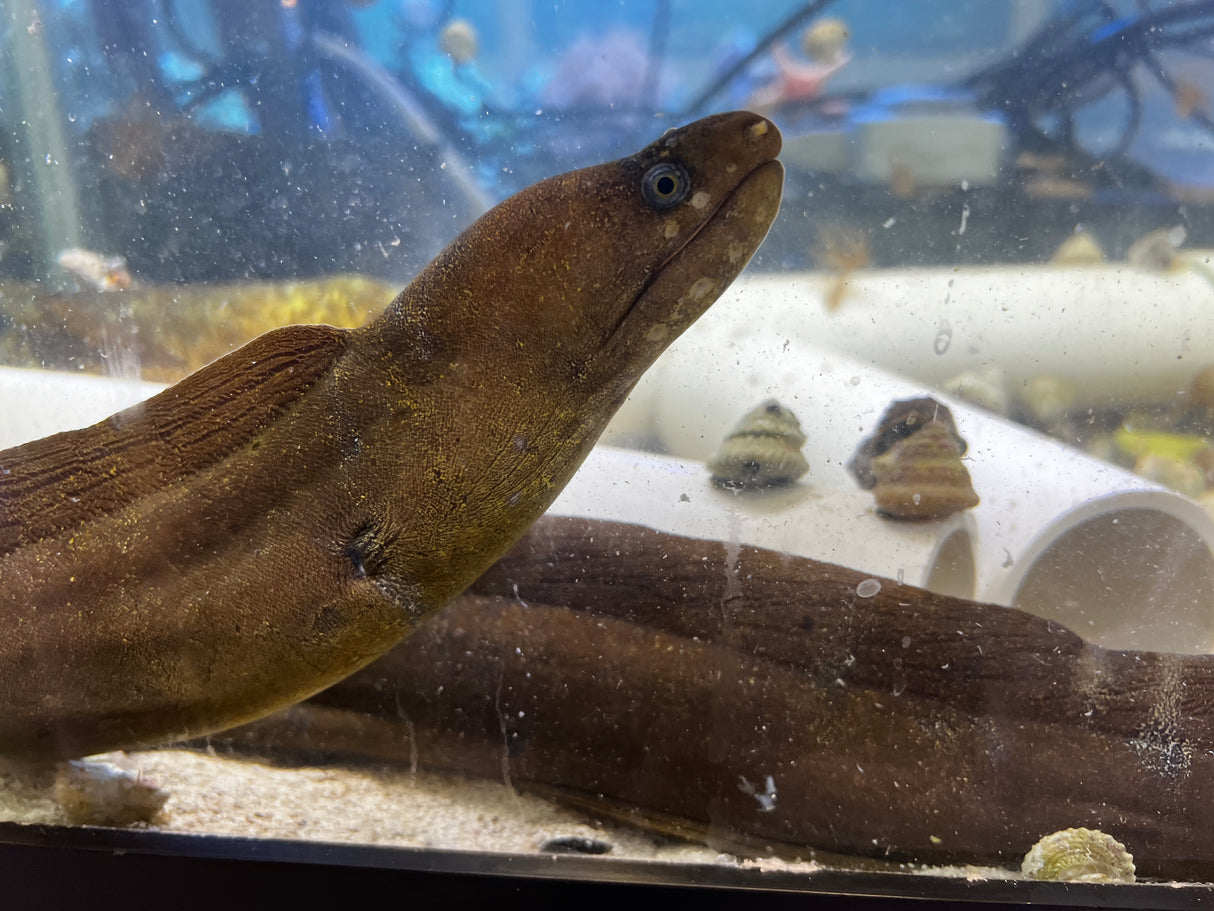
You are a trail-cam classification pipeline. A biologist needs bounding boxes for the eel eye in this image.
[641,162,690,209]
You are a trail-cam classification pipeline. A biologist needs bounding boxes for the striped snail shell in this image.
[868,420,979,520]
[708,398,810,490]
[849,398,978,521]
[848,397,966,490]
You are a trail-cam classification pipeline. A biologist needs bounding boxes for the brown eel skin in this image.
[220,516,1214,881]
[0,112,784,760]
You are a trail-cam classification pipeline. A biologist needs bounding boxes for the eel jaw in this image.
[599,157,785,383]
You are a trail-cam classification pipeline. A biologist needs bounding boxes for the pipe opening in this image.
[1011,508,1214,653]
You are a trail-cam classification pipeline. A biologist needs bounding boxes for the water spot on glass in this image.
[933,320,953,355]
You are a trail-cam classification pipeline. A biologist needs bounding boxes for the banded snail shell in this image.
[848,397,966,491]
[868,419,979,520]
[708,398,809,490]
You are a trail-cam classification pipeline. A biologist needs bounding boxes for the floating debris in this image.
[708,399,809,490]
[1021,828,1136,883]
[855,578,882,598]
[849,398,978,521]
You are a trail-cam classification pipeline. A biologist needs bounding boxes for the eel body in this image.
[228,516,1214,880]
[0,112,783,759]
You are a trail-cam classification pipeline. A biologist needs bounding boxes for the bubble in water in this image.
[856,579,881,598]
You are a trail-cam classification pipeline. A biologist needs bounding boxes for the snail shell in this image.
[1015,374,1075,430]
[54,756,169,827]
[940,366,1010,416]
[847,397,966,491]
[1021,828,1136,883]
[1049,230,1106,265]
[1127,225,1186,271]
[708,398,809,490]
[1188,365,1214,414]
[1169,364,1214,433]
[867,419,979,520]
[1134,453,1209,499]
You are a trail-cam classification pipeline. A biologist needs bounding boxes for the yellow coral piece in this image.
[0,275,395,383]
[1114,427,1213,462]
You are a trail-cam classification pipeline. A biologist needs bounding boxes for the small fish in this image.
[1168,365,1214,434]
[55,247,134,292]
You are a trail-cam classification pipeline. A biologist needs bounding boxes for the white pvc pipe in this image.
[6,351,1214,653]
[606,322,1214,654]
[0,366,166,449]
[641,267,1214,409]
[550,445,979,601]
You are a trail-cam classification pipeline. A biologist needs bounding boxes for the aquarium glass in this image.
[2,0,1214,897]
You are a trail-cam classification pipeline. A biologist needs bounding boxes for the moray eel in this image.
[0,111,783,760]
[228,516,1214,880]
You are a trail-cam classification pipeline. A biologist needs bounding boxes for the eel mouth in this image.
[609,155,785,349]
